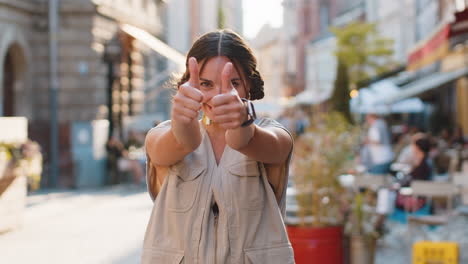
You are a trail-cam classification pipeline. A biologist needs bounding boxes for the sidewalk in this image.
[375,216,468,264]
[0,184,153,264]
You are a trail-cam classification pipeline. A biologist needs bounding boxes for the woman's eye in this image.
[231,81,240,87]
[200,81,211,87]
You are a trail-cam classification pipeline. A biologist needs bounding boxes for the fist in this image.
[171,57,204,124]
[211,63,247,130]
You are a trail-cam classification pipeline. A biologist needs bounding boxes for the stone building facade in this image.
[0,0,168,187]
[250,25,286,117]
[282,0,344,97]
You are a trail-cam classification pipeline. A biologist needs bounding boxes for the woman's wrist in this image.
[240,98,256,127]
[225,123,255,150]
[171,119,202,151]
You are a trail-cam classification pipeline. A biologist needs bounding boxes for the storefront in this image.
[383,8,468,134]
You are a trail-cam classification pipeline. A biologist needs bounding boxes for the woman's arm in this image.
[227,123,292,196]
[145,120,201,167]
[226,124,292,165]
[146,57,203,166]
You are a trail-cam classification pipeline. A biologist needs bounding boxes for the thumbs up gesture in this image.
[211,62,248,130]
[172,57,204,124]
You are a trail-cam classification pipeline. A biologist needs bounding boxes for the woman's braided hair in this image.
[176,29,265,100]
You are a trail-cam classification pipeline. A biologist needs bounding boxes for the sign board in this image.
[0,117,28,143]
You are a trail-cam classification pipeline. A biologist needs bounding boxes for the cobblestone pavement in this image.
[0,185,153,264]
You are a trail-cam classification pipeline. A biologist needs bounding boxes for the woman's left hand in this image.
[211,63,247,130]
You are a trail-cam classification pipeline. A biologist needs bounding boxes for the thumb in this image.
[220,62,233,94]
[188,57,200,88]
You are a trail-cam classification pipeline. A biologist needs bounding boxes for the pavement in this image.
[375,215,468,264]
[1,185,467,264]
[0,184,153,264]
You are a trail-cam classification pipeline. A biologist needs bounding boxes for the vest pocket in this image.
[244,244,295,264]
[228,160,264,210]
[142,248,184,264]
[166,163,205,212]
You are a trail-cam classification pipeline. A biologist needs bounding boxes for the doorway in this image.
[2,49,14,116]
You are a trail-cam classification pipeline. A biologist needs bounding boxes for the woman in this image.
[409,137,432,182]
[396,137,432,212]
[142,29,295,264]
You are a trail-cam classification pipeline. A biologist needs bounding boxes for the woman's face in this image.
[411,143,423,157]
[197,56,249,120]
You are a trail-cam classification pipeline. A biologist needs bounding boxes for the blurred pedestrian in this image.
[363,113,394,174]
[105,135,125,184]
[142,29,294,263]
[124,130,145,186]
[451,126,466,148]
[124,129,144,150]
[21,140,43,191]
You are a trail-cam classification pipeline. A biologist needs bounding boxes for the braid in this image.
[249,68,264,100]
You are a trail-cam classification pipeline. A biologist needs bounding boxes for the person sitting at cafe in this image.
[396,132,425,168]
[394,136,433,212]
[409,137,432,182]
[451,126,466,148]
[106,134,144,186]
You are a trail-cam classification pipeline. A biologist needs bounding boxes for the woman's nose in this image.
[202,86,220,103]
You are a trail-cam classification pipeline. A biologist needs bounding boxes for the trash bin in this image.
[71,120,108,188]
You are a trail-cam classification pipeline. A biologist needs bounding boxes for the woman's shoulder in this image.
[257,117,293,136]
[148,120,172,133]
[256,117,286,130]
[145,120,172,142]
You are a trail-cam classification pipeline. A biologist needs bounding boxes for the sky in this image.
[242,0,284,39]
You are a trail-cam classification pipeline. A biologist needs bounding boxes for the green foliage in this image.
[331,22,395,86]
[217,0,226,29]
[293,112,361,227]
[329,60,353,123]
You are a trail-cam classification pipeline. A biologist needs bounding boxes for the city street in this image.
[1,184,467,264]
[0,185,152,264]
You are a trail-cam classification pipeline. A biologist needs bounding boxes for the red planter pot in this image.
[287,225,344,264]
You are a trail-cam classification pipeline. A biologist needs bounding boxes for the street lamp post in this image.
[103,38,122,140]
[48,0,59,187]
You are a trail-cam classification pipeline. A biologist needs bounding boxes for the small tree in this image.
[293,112,360,227]
[217,0,226,29]
[331,22,395,86]
[329,60,353,123]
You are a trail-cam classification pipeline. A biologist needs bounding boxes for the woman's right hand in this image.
[171,57,203,124]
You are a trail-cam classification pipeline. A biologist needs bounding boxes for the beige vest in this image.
[142,118,295,264]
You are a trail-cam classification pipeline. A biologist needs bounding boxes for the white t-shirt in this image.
[368,120,394,165]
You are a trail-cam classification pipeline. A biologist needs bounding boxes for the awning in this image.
[352,98,424,114]
[350,80,425,114]
[291,88,332,106]
[384,67,468,104]
[121,24,186,71]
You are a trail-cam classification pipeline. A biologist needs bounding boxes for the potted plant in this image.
[286,112,360,264]
[345,185,385,264]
